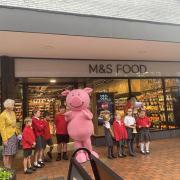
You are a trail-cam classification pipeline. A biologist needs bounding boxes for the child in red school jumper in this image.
[32,108,45,168]
[42,111,54,161]
[136,109,151,155]
[113,113,128,158]
[22,117,36,174]
[55,105,69,161]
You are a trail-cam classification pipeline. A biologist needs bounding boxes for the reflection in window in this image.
[131,79,166,130]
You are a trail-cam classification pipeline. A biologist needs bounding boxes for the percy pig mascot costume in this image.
[61,88,99,163]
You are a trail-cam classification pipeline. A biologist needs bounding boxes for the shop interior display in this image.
[27,85,69,134]
[96,92,115,125]
[165,89,174,128]
[94,79,168,130]
[165,86,180,129]
[9,78,180,135]
[115,91,168,130]
[28,98,59,134]
[136,90,166,130]
[14,99,23,122]
[28,98,55,117]
[114,96,128,115]
[28,85,67,117]
[165,79,180,128]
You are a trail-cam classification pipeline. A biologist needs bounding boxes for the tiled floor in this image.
[5,137,180,180]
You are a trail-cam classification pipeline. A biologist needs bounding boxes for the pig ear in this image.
[84,87,93,95]
[61,90,70,96]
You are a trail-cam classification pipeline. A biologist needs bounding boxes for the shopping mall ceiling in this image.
[0,31,180,61]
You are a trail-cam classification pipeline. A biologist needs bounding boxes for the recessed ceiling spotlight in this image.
[50,79,56,83]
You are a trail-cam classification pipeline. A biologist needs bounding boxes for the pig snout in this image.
[70,96,83,108]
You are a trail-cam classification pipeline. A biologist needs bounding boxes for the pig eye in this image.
[72,94,74,96]
[78,93,80,96]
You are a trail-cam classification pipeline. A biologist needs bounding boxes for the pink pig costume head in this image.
[62,88,92,111]
[61,87,99,163]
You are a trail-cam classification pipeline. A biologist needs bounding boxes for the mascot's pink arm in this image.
[82,109,93,120]
[64,111,72,122]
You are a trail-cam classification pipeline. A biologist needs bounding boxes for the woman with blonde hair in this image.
[0,99,18,168]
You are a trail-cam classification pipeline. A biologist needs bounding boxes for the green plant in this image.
[0,167,13,180]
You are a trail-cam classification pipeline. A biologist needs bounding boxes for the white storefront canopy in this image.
[0,5,180,61]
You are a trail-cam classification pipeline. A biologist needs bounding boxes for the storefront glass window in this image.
[26,77,79,134]
[93,79,129,135]
[131,79,166,130]
[14,83,23,132]
[165,79,180,129]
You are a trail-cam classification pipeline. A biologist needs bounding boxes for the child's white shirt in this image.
[104,121,110,129]
[124,115,135,126]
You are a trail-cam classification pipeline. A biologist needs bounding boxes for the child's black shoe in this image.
[129,153,136,157]
[111,154,117,158]
[34,163,42,168]
[140,151,146,155]
[47,151,52,159]
[38,161,45,166]
[107,155,113,159]
[56,153,61,161]
[118,154,124,158]
[28,166,36,171]
[44,158,51,162]
[24,169,32,174]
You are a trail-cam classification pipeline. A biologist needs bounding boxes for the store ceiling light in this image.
[50,79,56,83]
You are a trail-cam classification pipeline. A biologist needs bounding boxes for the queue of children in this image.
[8,97,151,174]
[22,105,69,174]
[103,107,151,159]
